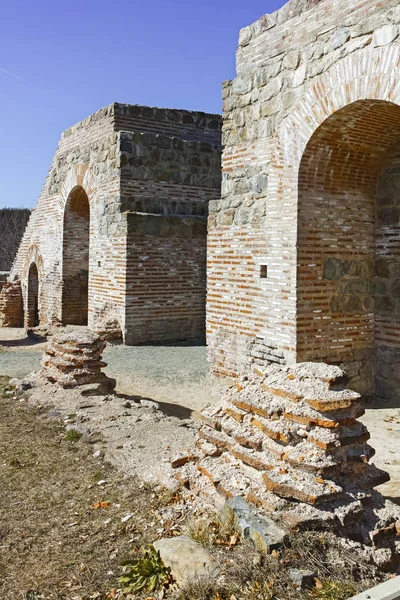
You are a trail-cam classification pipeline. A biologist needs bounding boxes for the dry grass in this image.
[174,524,389,600]
[184,510,238,548]
[0,376,170,600]
[0,375,393,600]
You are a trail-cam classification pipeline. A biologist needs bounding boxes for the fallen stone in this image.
[153,536,219,586]
[289,568,317,590]
[221,496,287,553]
[140,399,160,410]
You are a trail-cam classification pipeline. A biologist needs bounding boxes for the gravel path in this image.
[0,329,225,415]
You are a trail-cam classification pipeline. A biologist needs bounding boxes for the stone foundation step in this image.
[199,421,375,480]
[255,363,347,386]
[230,386,364,429]
[43,356,107,369]
[262,466,344,506]
[262,372,360,411]
[261,436,342,476]
[219,414,264,451]
[252,413,369,451]
[339,463,391,491]
[197,455,260,499]
[287,363,347,385]
[48,343,103,356]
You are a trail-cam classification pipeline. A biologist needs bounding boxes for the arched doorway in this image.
[297,100,400,399]
[62,185,90,325]
[27,262,39,328]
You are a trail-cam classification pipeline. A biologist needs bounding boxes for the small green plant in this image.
[24,592,43,600]
[9,456,23,468]
[65,429,82,442]
[308,579,356,600]
[118,546,172,594]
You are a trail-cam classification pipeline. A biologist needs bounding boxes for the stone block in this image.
[153,536,218,586]
[221,496,287,553]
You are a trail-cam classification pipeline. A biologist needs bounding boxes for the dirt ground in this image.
[0,327,398,505]
[0,378,390,600]
[0,329,398,599]
[0,376,180,600]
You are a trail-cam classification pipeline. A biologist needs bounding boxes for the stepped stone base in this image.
[0,280,23,327]
[40,331,116,391]
[173,362,400,568]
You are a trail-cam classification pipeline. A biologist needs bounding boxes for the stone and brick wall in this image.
[207,0,400,399]
[5,103,221,345]
[125,213,207,344]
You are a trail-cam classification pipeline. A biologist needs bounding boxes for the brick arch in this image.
[58,164,97,211]
[295,95,400,397]
[23,245,44,280]
[24,246,44,328]
[279,45,400,174]
[62,185,90,325]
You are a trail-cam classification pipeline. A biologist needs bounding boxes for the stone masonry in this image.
[207,0,400,401]
[174,362,400,567]
[0,103,221,344]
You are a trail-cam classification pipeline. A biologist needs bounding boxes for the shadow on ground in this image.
[116,392,193,420]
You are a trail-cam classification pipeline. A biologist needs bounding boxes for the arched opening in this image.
[297,100,400,399]
[62,185,90,325]
[27,262,39,328]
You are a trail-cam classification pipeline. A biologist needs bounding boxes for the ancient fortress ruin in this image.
[207,0,400,403]
[2,0,400,569]
[0,104,221,344]
[2,0,400,404]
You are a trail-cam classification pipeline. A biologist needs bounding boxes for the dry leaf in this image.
[315,477,325,484]
[314,577,323,589]
[271,549,280,559]
[229,532,240,547]
[92,501,111,509]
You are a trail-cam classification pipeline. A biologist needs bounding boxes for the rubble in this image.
[40,331,116,391]
[173,362,400,567]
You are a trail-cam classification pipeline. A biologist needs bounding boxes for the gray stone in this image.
[21,379,34,390]
[140,399,159,410]
[373,24,398,47]
[232,76,252,95]
[289,568,317,590]
[221,496,287,553]
[152,536,218,586]
[291,64,306,88]
[283,50,300,70]
[332,27,351,49]
[238,26,252,47]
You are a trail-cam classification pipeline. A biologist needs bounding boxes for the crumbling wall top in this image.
[236,0,399,73]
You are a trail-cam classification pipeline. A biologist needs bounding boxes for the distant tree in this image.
[0,208,31,271]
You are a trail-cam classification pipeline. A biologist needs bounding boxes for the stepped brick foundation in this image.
[173,363,400,567]
[0,280,23,327]
[40,331,116,390]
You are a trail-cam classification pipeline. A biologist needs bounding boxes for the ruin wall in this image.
[125,213,207,344]
[207,0,400,391]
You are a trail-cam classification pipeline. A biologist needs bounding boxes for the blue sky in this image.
[0,0,285,209]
